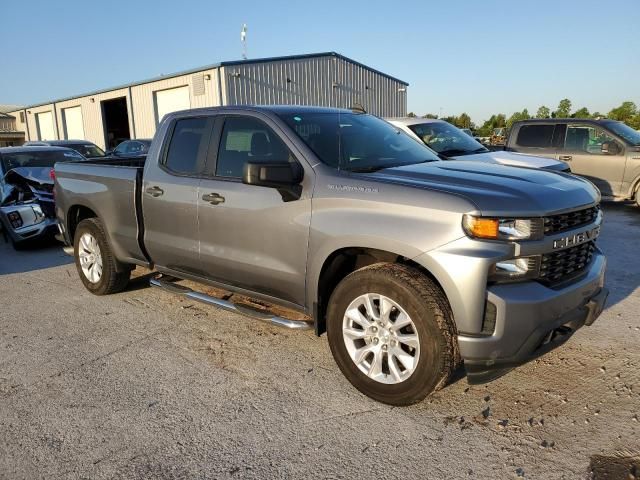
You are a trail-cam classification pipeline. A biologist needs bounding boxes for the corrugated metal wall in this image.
[222,56,406,116]
[130,68,222,139]
[10,54,407,148]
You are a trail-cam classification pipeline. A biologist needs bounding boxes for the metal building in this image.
[8,52,408,150]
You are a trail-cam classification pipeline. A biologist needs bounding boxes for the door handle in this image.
[146,186,164,197]
[202,192,225,205]
[559,155,572,161]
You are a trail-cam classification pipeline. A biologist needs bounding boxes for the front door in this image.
[558,123,627,196]
[197,114,312,306]
[142,115,214,274]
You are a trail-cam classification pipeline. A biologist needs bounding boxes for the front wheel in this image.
[74,218,130,295]
[327,263,458,406]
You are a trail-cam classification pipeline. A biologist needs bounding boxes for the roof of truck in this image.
[512,118,613,124]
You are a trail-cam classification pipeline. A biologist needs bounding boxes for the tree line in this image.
[407,100,640,136]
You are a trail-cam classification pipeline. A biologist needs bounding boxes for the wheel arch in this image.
[311,244,450,336]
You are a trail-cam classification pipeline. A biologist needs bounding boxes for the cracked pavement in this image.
[1,204,639,479]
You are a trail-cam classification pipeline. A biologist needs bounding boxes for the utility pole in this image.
[241,24,248,60]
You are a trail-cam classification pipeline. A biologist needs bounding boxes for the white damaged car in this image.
[387,117,570,172]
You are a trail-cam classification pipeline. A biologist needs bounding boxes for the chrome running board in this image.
[150,276,313,330]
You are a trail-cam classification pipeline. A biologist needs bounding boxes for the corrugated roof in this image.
[15,52,408,110]
[0,105,23,114]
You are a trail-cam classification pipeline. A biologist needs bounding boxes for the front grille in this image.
[539,241,596,286]
[544,206,600,235]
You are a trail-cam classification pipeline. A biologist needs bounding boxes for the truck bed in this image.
[54,159,148,266]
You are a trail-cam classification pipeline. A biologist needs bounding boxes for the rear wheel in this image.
[74,218,130,295]
[327,263,458,406]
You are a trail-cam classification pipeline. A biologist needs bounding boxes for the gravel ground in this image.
[0,204,639,480]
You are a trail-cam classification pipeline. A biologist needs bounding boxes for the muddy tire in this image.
[74,218,130,295]
[327,263,459,406]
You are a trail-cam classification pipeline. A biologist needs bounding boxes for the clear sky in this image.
[2,0,639,124]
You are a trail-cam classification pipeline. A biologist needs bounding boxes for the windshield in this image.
[67,144,105,157]
[278,112,439,172]
[1,149,85,173]
[603,121,640,146]
[408,122,488,157]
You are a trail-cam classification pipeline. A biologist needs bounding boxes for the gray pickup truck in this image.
[505,118,640,205]
[54,106,608,405]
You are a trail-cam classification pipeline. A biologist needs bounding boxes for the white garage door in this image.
[36,111,56,140]
[63,106,85,139]
[154,86,190,125]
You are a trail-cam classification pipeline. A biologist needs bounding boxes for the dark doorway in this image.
[101,97,130,150]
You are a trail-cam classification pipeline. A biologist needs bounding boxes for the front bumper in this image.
[0,203,58,244]
[459,250,607,384]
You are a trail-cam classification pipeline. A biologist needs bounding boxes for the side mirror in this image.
[243,162,303,201]
[601,142,621,155]
[243,162,303,188]
[105,150,113,156]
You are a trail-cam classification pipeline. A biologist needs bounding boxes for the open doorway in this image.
[101,97,130,150]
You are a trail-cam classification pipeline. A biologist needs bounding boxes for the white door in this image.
[36,111,56,140]
[63,106,85,139]
[154,86,190,125]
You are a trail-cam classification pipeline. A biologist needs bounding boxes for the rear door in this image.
[557,123,626,196]
[142,115,214,274]
[196,113,312,306]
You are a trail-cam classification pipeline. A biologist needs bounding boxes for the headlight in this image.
[489,256,541,282]
[462,215,544,241]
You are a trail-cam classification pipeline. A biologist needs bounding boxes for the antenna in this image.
[241,24,248,60]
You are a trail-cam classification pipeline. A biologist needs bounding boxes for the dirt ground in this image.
[0,204,638,479]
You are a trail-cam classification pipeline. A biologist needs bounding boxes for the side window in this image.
[215,116,296,178]
[114,142,128,154]
[164,117,210,175]
[516,124,555,148]
[127,142,143,154]
[565,125,621,155]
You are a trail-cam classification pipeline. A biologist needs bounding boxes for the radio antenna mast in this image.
[241,24,248,60]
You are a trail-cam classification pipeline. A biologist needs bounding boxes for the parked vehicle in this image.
[490,127,507,146]
[0,146,85,248]
[107,139,151,157]
[388,118,570,172]
[505,119,640,204]
[55,106,607,405]
[25,140,105,159]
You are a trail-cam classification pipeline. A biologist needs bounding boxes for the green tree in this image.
[423,113,438,119]
[629,114,640,130]
[507,108,531,128]
[476,113,507,136]
[572,107,591,118]
[457,113,472,129]
[554,98,572,118]
[608,101,637,123]
[536,106,550,118]
[407,112,417,118]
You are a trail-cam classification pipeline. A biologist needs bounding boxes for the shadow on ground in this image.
[0,238,73,275]
[598,202,640,308]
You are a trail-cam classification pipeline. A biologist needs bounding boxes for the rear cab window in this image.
[163,117,213,175]
[515,124,556,148]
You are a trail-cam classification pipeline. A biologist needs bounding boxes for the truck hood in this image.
[363,161,599,216]
[450,150,567,171]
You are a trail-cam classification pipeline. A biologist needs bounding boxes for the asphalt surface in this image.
[0,204,639,479]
